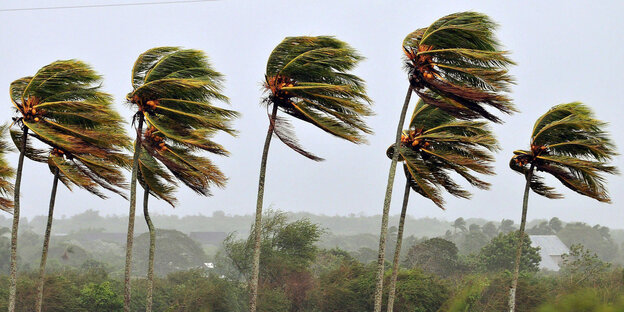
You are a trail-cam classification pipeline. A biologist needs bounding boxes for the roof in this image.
[529,235,569,271]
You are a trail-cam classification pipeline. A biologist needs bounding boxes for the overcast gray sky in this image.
[1,0,622,228]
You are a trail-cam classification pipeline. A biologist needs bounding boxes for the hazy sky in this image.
[1,1,622,228]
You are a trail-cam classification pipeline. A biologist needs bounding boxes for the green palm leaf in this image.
[10,60,132,199]
[387,99,498,208]
[263,36,373,160]
[0,125,15,213]
[403,12,515,123]
[129,46,236,205]
[510,102,618,202]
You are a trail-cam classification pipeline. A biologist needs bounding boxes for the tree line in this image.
[0,11,618,312]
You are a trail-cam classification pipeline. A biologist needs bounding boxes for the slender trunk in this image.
[386,179,410,312]
[124,115,144,312]
[373,86,412,312]
[249,104,279,312]
[9,127,28,312]
[144,187,155,312]
[508,163,535,312]
[35,168,59,312]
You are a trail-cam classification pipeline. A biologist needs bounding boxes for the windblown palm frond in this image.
[128,47,236,201]
[0,125,15,213]
[10,60,128,153]
[510,102,618,202]
[387,99,498,208]
[9,60,131,198]
[263,36,374,160]
[403,12,515,123]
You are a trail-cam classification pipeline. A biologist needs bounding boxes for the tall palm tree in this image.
[7,60,128,312]
[0,125,14,214]
[127,47,236,312]
[374,12,515,311]
[11,122,129,312]
[507,102,617,312]
[384,99,498,312]
[250,36,373,312]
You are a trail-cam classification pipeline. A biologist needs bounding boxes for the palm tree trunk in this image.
[144,186,156,312]
[249,104,279,312]
[124,115,144,312]
[508,163,535,312]
[35,167,59,312]
[387,179,410,312]
[8,127,28,312]
[373,86,412,312]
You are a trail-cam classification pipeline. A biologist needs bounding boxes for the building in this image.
[529,235,569,271]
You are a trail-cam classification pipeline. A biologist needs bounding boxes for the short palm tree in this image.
[250,36,373,312]
[0,125,14,214]
[374,12,515,311]
[507,102,617,312]
[7,60,128,312]
[384,99,498,312]
[127,47,236,312]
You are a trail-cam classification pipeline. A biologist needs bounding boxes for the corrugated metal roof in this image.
[529,235,569,271]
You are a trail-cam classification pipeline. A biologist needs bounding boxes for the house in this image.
[529,235,569,271]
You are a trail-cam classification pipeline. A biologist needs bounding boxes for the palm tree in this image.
[507,102,617,312]
[452,217,467,234]
[384,100,498,311]
[7,60,129,312]
[127,47,236,312]
[11,125,129,312]
[0,125,14,214]
[374,12,515,311]
[250,36,373,312]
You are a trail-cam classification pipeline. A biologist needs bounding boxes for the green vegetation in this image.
[0,9,619,312]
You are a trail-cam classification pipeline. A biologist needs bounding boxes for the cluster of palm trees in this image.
[0,11,617,312]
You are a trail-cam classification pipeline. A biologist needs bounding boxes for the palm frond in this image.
[10,60,132,200]
[0,125,15,213]
[403,12,515,123]
[388,100,497,209]
[510,102,618,202]
[263,36,373,159]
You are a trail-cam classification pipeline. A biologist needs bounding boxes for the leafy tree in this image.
[0,126,14,214]
[374,12,515,310]
[127,47,237,311]
[132,229,208,277]
[9,60,129,312]
[499,219,516,234]
[459,230,490,256]
[403,238,459,277]
[383,99,498,311]
[452,217,467,234]
[527,221,555,235]
[508,102,618,311]
[549,217,563,233]
[560,244,611,285]
[79,281,123,311]
[250,36,372,312]
[482,222,499,238]
[478,232,540,273]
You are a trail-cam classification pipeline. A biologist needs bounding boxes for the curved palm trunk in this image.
[144,187,156,312]
[386,179,410,312]
[249,104,279,312]
[35,168,60,312]
[9,127,28,312]
[124,115,144,312]
[508,164,534,312]
[373,86,412,312]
